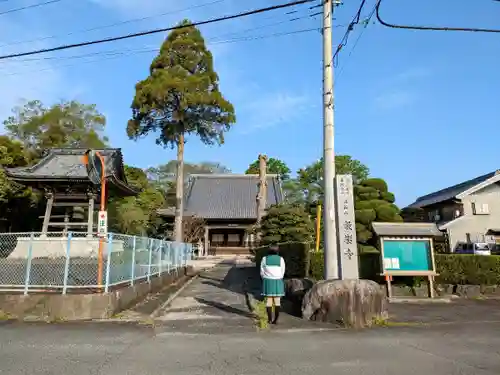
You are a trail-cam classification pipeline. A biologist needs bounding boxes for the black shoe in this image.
[266,306,273,324]
[272,306,280,324]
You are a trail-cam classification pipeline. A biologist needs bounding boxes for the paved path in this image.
[1,321,500,374]
[153,262,257,333]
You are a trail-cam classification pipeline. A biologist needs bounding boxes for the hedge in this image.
[435,254,500,285]
[254,242,310,278]
[309,252,500,286]
[309,252,381,281]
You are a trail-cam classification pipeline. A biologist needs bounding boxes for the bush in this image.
[362,178,388,193]
[310,253,500,286]
[435,254,500,285]
[258,203,314,246]
[254,242,310,278]
[309,252,381,281]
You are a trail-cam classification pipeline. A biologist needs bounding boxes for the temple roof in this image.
[4,148,138,196]
[158,174,284,220]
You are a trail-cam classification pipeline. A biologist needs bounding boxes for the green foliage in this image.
[400,207,426,222]
[245,156,291,180]
[108,165,165,236]
[258,203,314,246]
[297,155,370,203]
[435,254,500,285]
[127,20,235,147]
[4,100,108,162]
[254,242,310,278]
[309,252,381,281]
[353,178,401,252]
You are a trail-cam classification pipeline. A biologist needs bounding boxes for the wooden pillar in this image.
[87,194,95,237]
[256,154,267,242]
[204,226,209,257]
[41,192,54,235]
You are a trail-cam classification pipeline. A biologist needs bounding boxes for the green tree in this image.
[400,207,426,222]
[258,203,314,246]
[354,178,402,253]
[4,100,108,162]
[245,157,291,180]
[298,155,370,204]
[108,166,165,236]
[127,20,235,242]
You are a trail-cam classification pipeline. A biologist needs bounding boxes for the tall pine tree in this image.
[127,20,236,242]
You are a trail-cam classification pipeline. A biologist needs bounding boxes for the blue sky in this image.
[0,0,499,207]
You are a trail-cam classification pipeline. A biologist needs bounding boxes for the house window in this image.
[472,202,490,215]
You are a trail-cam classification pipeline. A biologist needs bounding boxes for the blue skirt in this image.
[262,278,285,297]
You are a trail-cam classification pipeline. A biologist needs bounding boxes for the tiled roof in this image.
[158,174,284,219]
[4,148,138,196]
[372,222,443,237]
[407,171,496,209]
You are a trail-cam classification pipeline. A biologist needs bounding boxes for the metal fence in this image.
[0,232,193,294]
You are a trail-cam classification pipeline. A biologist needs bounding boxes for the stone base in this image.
[8,236,125,259]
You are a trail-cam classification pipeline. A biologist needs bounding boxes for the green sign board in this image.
[382,239,433,272]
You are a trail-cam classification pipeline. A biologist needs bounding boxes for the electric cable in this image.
[0,0,318,60]
[0,0,227,49]
[2,27,322,76]
[4,10,326,65]
[0,0,63,16]
[375,0,500,33]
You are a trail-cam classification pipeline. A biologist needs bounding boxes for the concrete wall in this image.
[447,183,500,250]
[0,266,193,321]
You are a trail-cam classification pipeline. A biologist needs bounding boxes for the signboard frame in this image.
[380,236,438,299]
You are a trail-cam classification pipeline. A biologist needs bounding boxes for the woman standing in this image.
[260,245,286,325]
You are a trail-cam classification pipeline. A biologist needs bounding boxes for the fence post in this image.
[62,232,72,295]
[147,238,153,283]
[166,242,171,274]
[158,240,163,276]
[23,232,34,296]
[130,235,136,286]
[104,233,113,293]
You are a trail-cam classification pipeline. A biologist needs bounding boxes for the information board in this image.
[382,239,433,272]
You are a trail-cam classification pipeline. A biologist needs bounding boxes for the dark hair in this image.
[268,245,279,255]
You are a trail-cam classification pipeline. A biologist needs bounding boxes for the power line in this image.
[2,27,321,76]
[375,0,500,33]
[0,0,227,49]
[4,10,324,65]
[0,0,318,60]
[336,3,377,80]
[0,0,63,16]
[330,0,367,68]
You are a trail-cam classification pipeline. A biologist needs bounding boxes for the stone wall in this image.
[0,266,194,320]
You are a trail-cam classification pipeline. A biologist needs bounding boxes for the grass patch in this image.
[0,310,14,320]
[253,300,269,330]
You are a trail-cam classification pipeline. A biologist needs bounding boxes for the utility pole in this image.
[323,0,339,280]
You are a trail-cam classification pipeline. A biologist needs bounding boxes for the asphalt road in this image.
[1,321,499,375]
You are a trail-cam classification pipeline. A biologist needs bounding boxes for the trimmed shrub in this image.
[435,254,500,285]
[362,178,388,193]
[355,209,376,225]
[309,252,381,281]
[255,242,310,278]
[380,192,395,203]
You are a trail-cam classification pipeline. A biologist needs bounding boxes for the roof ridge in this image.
[415,171,496,202]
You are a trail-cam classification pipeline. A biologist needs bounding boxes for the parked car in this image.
[454,242,492,255]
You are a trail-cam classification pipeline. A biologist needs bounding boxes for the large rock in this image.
[285,278,314,316]
[302,279,388,328]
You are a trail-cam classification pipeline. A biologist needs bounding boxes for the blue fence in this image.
[0,232,193,294]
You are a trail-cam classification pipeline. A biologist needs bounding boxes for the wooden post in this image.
[204,226,209,257]
[255,154,267,241]
[41,192,54,236]
[63,208,70,235]
[87,194,95,237]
